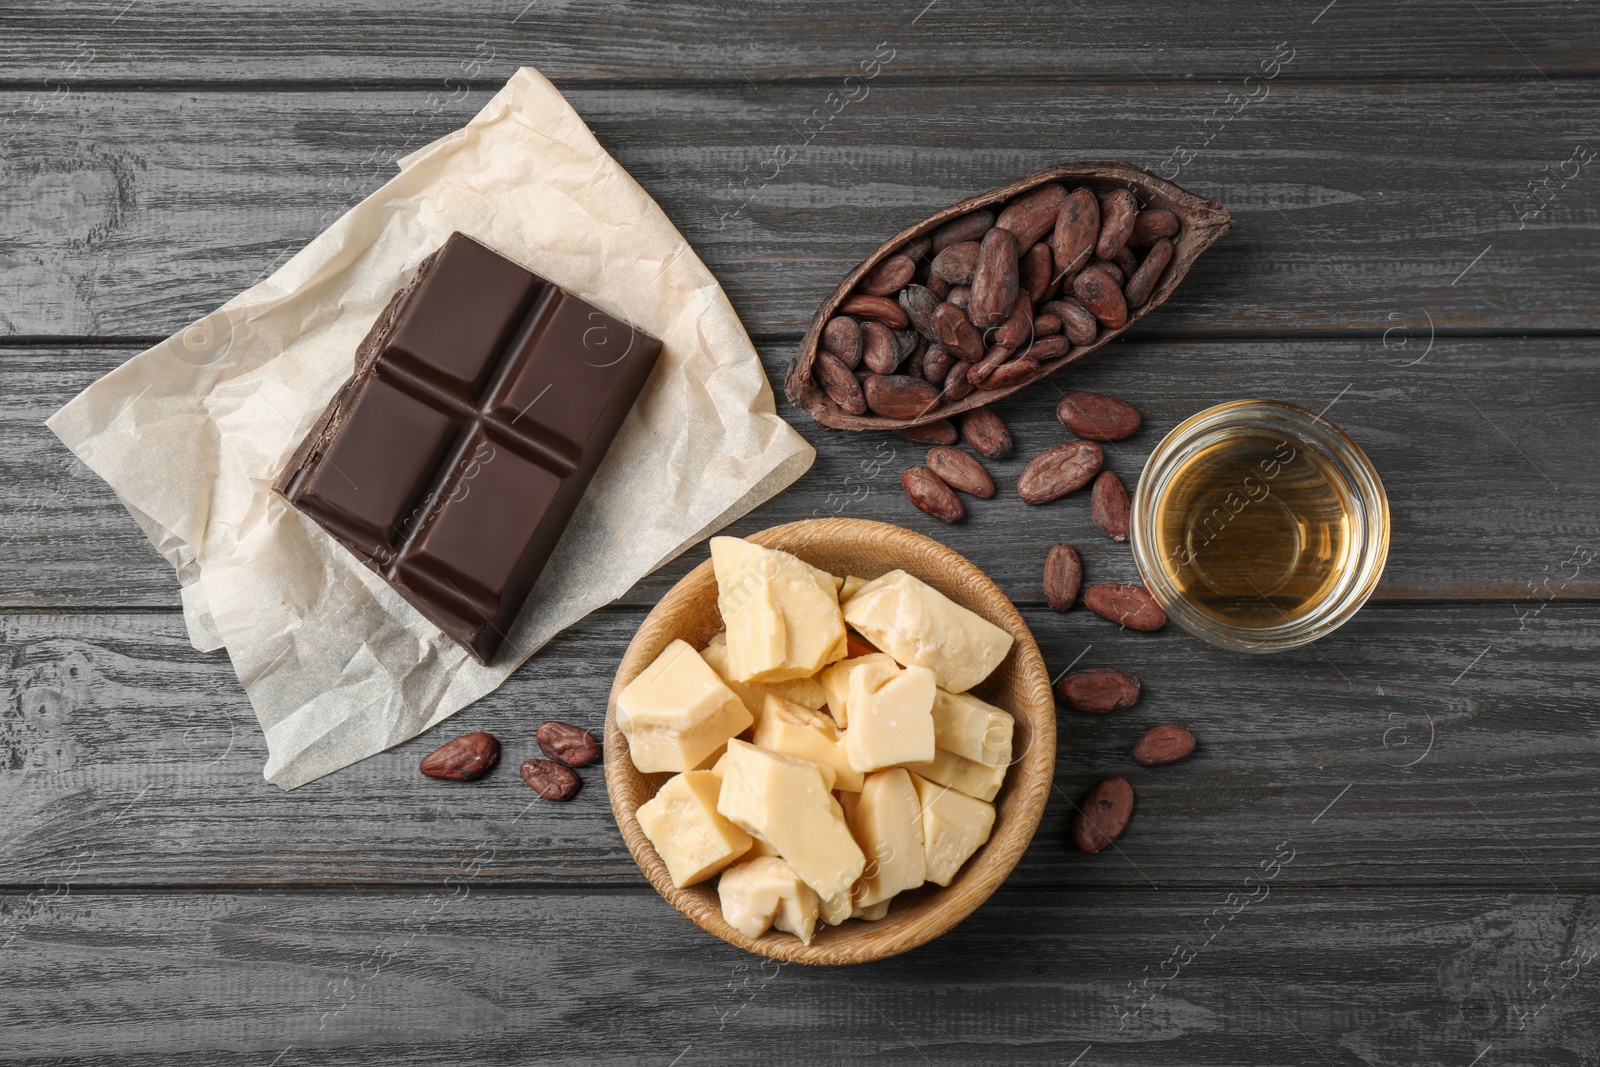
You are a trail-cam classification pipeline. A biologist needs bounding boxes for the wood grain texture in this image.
[3,887,1598,1064]
[1,0,1597,81]
[4,603,1597,890]
[1,83,1599,340]
[6,337,1597,609]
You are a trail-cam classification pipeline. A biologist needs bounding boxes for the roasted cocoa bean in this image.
[996,182,1069,248]
[893,326,923,363]
[1071,776,1135,854]
[1083,583,1166,631]
[1051,187,1099,274]
[968,227,1020,327]
[994,294,1035,348]
[907,346,928,381]
[420,731,500,781]
[903,466,964,522]
[1096,187,1139,259]
[961,406,1013,458]
[1017,441,1104,504]
[1020,241,1054,302]
[865,373,941,419]
[1055,390,1142,441]
[1056,667,1141,714]
[841,293,909,328]
[942,360,975,400]
[1033,311,1063,337]
[930,241,981,285]
[1043,543,1082,612]
[931,208,995,251]
[1110,244,1137,275]
[1133,724,1196,767]
[899,284,942,342]
[983,357,1038,389]
[1073,266,1129,329]
[902,235,933,261]
[816,352,867,415]
[922,344,956,386]
[1020,335,1070,363]
[933,301,984,361]
[966,343,1015,388]
[520,758,581,800]
[859,253,916,296]
[1088,258,1125,286]
[926,446,995,498]
[894,418,959,445]
[927,275,952,300]
[1124,237,1174,309]
[861,320,901,374]
[537,721,600,767]
[1044,300,1098,346]
[948,285,972,310]
[1128,208,1179,249]
[822,315,862,368]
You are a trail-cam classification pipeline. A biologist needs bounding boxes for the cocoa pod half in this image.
[926,446,995,498]
[1043,543,1082,612]
[903,467,964,522]
[1133,724,1196,767]
[1083,583,1167,632]
[1055,390,1142,441]
[1072,776,1135,854]
[1017,441,1104,504]
[420,731,500,781]
[1056,667,1141,714]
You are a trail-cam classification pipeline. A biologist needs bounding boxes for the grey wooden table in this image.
[3,2,1599,1063]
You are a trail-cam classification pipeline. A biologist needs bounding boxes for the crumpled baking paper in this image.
[46,67,814,790]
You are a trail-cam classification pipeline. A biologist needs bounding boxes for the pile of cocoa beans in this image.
[811,183,1179,420]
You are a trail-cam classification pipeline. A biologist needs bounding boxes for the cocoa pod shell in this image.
[1056,667,1141,714]
[1017,441,1104,504]
[1083,583,1167,632]
[1056,390,1142,441]
[520,758,581,800]
[1091,470,1131,541]
[996,182,1069,248]
[931,208,996,251]
[865,374,941,420]
[788,163,1231,429]
[1125,237,1174,310]
[815,352,867,415]
[968,227,1020,327]
[841,293,908,328]
[420,731,500,781]
[1072,776,1135,854]
[931,241,980,285]
[903,467,964,523]
[926,446,995,498]
[1073,266,1129,329]
[859,254,916,296]
[537,721,600,767]
[861,320,901,375]
[1096,188,1139,259]
[822,315,862,368]
[1133,724,1196,767]
[960,407,1013,459]
[933,301,984,362]
[1128,208,1180,249]
[894,418,959,446]
[1043,543,1082,612]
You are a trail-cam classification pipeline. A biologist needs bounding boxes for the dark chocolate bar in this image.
[276,232,663,663]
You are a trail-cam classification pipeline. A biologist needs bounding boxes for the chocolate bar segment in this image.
[276,232,663,663]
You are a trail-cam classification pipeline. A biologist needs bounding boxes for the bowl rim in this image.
[603,517,1057,965]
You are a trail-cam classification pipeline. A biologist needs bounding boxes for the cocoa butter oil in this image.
[1131,400,1390,652]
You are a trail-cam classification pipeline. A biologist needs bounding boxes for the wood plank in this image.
[3,604,1598,890]
[2,887,1597,1063]
[2,0,1597,82]
[1,83,1598,340]
[5,337,1597,609]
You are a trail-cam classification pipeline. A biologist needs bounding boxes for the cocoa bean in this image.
[994,293,1034,348]
[926,446,995,498]
[948,285,972,310]
[983,357,1037,389]
[822,315,862,368]
[893,326,923,362]
[922,344,956,386]
[960,407,1013,458]
[931,241,981,285]
[903,466,964,522]
[931,208,995,251]
[859,254,916,296]
[942,360,975,401]
[1017,441,1104,504]
[927,275,952,300]
[865,373,941,419]
[902,235,933,261]
[968,227,1020,327]
[420,731,500,781]
[1041,300,1094,346]
[1055,390,1142,441]
[1051,187,1099,274]
[841,293,909,328]
[861,320,901,374]
[1033,312,1063,337]
[815,352,867,415]
[1091,470,1131,541]
[1073,266,1129,329]
[1124,237,1174,310]
[1056,667,1141,714]
[1043,543,1082,612]
[1128,209,1179,249]
[1133,724,1196,767]
[1020,241,1054,303]
[996,183,1069,247]
[1071,776,1134,854]
[1020,335,1070,363]
[1088,258,1125,286]
[537,721,600,767]
[894,418,959,446]
[966,343,1015,388]
[899,284,942,342]
[1096,187,1139,259]
[1110,245,1137,275]
[520,758,581,800]
[1083,583,1166,631]
[907,348,928,381]
[933,301,984,361]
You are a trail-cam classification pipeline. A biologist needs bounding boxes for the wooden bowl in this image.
[604,518,1056,965]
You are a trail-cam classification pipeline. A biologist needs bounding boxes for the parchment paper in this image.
[46,68,814,790]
